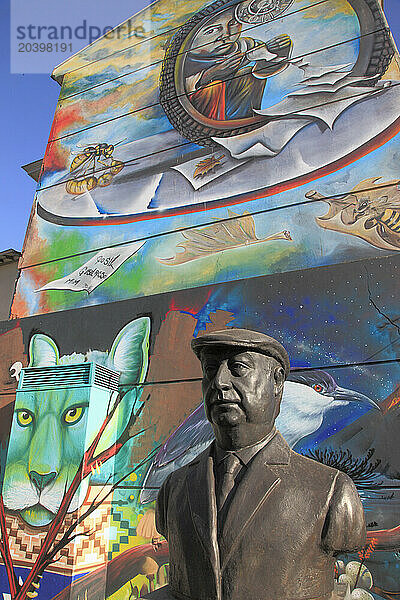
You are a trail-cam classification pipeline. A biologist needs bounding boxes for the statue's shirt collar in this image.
[214,427,277,467]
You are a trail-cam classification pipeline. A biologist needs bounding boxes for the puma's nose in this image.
[29,471,57,491]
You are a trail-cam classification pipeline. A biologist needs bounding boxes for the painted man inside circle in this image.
[153,329,366,600]
[184,5,293,120]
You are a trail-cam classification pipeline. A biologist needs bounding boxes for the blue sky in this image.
[1,0,400,252]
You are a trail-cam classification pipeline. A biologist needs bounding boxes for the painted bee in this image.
[66,142,125,196]
[352,189,400,249]
[363,207,400,233]
[307,177,400,252]
[355,197,400,235]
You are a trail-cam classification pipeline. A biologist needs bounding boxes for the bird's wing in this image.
[153,403,214,468]
[277,381,325,447]
[140,404,214,504]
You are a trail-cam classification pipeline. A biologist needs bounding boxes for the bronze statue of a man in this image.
[150,329,366,600]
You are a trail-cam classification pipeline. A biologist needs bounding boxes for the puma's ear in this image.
[29,334,60,367]
[109,317,151,386]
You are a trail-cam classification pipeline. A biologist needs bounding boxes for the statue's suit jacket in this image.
[155,430,366,600]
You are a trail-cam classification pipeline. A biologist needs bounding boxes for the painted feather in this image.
[157,211,292,265]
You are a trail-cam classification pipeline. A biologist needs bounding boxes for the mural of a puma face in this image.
[3,317,150,527]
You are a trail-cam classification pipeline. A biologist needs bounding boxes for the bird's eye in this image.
[16,409,34,428]
[313,384,323,393]
[63,406,85,426]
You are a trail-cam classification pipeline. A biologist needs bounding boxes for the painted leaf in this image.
[158,212,291,265]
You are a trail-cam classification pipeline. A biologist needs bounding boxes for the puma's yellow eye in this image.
[63,406,84,426]
[16,410,34,428]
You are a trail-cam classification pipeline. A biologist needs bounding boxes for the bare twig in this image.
[42,441,163,574]
[364,267,400,336]
[13,392,151,600]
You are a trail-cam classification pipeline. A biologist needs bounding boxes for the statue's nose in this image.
[29,470,57,492]
[214,362,231,390]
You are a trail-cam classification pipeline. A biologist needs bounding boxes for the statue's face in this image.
[201,348,282,432]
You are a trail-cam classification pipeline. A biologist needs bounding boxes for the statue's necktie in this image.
[217,453,241,512]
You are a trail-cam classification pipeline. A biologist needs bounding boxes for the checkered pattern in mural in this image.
[0,487,113,575]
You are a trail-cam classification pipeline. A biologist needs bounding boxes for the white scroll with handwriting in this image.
[36,241,145,294]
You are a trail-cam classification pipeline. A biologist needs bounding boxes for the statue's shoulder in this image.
[288,447,340,486]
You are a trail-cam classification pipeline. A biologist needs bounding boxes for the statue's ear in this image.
[28,334,60,367]
[109,317,151,387]
[273,365,285,397]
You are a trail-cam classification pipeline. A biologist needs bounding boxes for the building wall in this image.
[3,0,400,599]
[10,0,400,318]
[2,257,400,598]
[0,261,19,320]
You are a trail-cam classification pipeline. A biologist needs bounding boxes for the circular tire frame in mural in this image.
[159,0,394,147]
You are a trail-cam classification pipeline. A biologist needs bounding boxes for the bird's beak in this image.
[333,386,381,410]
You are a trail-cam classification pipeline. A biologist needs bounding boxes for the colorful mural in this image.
[6,0,400,598]
[1,255,400,598]
[10,0,400,318]
[3,317,150,528]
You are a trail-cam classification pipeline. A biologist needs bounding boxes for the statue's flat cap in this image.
[191,328,290,376]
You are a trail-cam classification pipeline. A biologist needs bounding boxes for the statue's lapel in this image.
[186,444,220,576]
[219,432,290,571]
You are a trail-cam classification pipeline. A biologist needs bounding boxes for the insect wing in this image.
[70,152,96,175]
